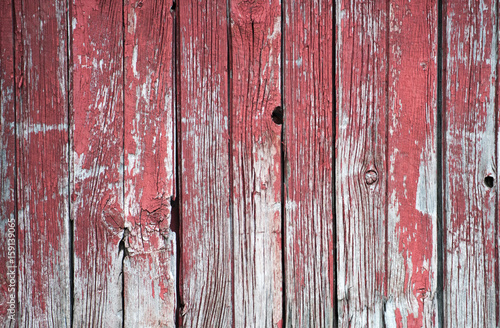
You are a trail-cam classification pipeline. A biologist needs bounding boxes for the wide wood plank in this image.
[386,0,438,326]
[0,0,17,325]
[13,0,71,325]
[123,0,176,326]
[443,1,498,326]
[230,0,282,326]
[71,0,125,326]
[178,1,232,326]
[336,1,388,326]
[284,0,334,326]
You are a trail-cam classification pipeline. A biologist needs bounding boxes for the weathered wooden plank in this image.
[71,0,125,326]
[336,1,388,326]
[178,0,232,326]
[0,1,17,325]
[13,0,71,325]
[284,0,334,326]
[123,0,176,326]
[386,0,438,326]
[230,0,282,326]
[443,1,498,326]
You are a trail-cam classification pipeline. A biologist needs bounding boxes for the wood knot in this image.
[364,170,378,185]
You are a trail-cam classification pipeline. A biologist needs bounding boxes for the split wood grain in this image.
[13,0,72,325]
[443,0,498,326]
[178,0,232,326]
[230,0,283,326]
[71,0,125,326]
[123,0,176,326]
[284,0,334,326]
[0,0,17,325]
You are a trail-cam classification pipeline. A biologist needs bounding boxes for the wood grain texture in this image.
[178,0,232,326]
[230,0,282,326]
[443,0,498,326]
[0,0,16,325]
[123,0,176,326]
[13,0,71,326]
[284,0,334,326]
[336,1,388,326]
[386,1,438,326]
[71,0,125,326]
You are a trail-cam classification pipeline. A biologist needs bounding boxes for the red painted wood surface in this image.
[178,1,232,326]
[443,0,498,326]
[336,0,438,326]
[2,0,500,327]
[387,1,439,326]
[230,0,282,326]
[71,0,125,325]
[336,1,389,325]
[284,0,334,326]
[0,0,16,325]
[14,0,72,326]
[123,0,176,326]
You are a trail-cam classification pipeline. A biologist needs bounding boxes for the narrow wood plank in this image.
[284,0,334,326]
[230,0,282,326]
[13,0,71,325]
[336,1,388,326]
[0,0,17,324]
[123,0,176,326]
[71,0,125,325]
[178,0,232,326]
[444,1,498,326]
[386,0,438,326]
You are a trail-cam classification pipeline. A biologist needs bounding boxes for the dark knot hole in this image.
[484,176,495,188]
[271,106,283,125]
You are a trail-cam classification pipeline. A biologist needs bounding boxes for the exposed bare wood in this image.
[71,0,125,325]
[178,0,232,326]
[285,0,334,326]
[443,0,498,326]
[230,0,282,326]
[123,0,176,326]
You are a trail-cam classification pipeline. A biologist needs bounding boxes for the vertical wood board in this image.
[123,0,176,326]
[285,0,334,326]
[178,0,232,326]
[71,0,125,325]
[230,0,283,326]
[14,0,71,325]
[443,1,498,326]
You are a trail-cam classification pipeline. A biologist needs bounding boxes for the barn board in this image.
[71,0,125,326]
[14,0,71,325]
[285,0,335,326]
[230,0,283,327]
[123,0,176,326]
[443,0,498,326]
[336,0,438,326]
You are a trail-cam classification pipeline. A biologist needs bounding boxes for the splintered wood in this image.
[1,0,499,327]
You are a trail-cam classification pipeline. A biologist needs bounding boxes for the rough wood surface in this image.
[13,0,71,325]
[443,0,498,326]
[386,1,438,326]
[178,0,232,326]
[337,1,439,326]
[0,0,17,325]
[71,0,125,326]
[284,0,334,326]
[230,0,282,326]
[336,2,388,324]
[123,0,176,326]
